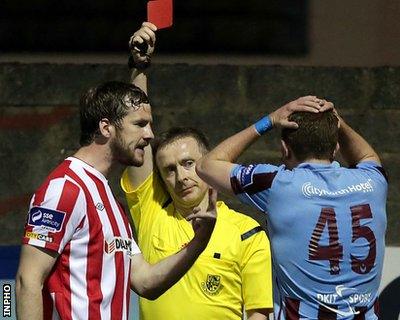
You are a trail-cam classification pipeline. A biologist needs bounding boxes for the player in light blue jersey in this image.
[196,96,387,320]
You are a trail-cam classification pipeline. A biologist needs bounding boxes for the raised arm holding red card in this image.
[123,22,274,320]
[148,0,173,29]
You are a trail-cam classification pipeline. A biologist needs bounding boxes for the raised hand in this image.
[186,188,217,245]
[269,96,334,129]
[129,22,157,69]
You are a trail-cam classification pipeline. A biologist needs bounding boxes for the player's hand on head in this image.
[186,188,217,245]
[318,99,335,113]
[269,95,332,129]
[329,105,343,128]
[129,22,157,66]
[315,98,339,126]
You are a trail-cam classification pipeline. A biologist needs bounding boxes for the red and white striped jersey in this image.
[22,157,140,320]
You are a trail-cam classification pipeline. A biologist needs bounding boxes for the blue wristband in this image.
[254,116,273,135]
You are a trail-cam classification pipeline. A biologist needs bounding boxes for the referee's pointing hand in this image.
[186,188,217,245]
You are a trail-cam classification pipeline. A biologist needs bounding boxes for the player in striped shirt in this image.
[196,97,387,319]
[16,81,217,320]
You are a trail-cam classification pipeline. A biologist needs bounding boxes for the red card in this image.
[147,0,173,29]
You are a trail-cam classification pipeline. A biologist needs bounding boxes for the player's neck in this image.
[288,158,332,169]
[285,155,332,169]
[300,158,332,165]
[303,159,332,164]
[73,144,115,177]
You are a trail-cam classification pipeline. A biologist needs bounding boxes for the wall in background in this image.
[0,63,398,246]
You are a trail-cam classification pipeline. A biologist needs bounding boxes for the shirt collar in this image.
[296,161,340,169]
[67,156,109,183]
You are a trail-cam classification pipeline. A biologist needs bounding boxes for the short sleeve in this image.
[230,163,280,212]
[356,161,388,185]
[240,225,273,311]
[121,169,169,229]
[130,238,141,256]
[22,178,85,254]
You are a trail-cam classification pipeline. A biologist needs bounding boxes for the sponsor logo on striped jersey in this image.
[25,231,53,243]
[104,237,132,256]
[27,207,66,232]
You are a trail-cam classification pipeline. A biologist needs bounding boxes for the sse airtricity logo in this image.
[302,179,374,198]
[28,207,66,232]
[32,210,43,222]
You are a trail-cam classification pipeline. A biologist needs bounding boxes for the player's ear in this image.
[332,142,340,159]
[98,118,114,139]
[280,140,290,159]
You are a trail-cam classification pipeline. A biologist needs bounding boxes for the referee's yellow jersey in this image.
[121,170,273,320]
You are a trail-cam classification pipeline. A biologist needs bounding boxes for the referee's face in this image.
[156,137,209,210]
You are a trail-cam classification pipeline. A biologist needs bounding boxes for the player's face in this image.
[111,103,154,166]
[156,137,209,208]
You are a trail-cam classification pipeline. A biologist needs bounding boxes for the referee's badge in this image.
[201,274,222,296]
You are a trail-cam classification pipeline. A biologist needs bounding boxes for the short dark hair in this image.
[281,110,339,162]
[79,81,149,146]
[152,127,210,157]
